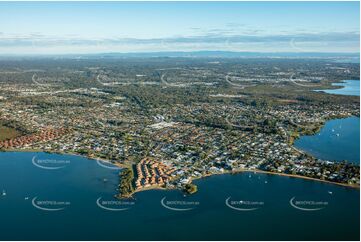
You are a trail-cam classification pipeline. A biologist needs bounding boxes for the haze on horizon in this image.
[0,1,359,55]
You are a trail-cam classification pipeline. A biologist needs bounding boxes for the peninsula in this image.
[0,56,359,199]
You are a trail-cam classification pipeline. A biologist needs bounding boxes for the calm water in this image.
[0,151,359,240]
[316,80,360,96]
[295,117,360,164]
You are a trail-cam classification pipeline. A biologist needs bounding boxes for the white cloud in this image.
[0,31,359,54]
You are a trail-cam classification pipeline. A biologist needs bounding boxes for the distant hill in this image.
[81,51,359,58]
[0,51,359,62]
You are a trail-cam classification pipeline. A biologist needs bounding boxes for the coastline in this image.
[1,118,359,199]
[315,79,360,95]
[188,168,359,189]
[227,169,360,189]
[127,165,360,198]
[120,185,168,199]
[1,147,360,192]
[121,167,360,199]
[0,148,127,169]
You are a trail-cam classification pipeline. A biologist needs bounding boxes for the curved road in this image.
[32,74,50,87]
[225,116,254,130]
[225,74,256,89]
[289,73,321,87]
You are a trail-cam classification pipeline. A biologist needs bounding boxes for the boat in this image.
[2,190,6,196]
[328,191,333,195]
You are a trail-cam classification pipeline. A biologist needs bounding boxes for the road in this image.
[225,74,256,89]
[289,73,321,87]
[225,116,254,130]
[32,74,49,87]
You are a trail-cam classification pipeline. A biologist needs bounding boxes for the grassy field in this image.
[0,125,21,141]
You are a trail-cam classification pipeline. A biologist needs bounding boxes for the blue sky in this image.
[0,2,359,54]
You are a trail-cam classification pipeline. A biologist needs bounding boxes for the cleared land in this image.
[0,125,21,141]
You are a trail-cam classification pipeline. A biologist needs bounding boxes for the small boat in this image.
[2,190,6,196]
[264,181,268,184]
[248,174,252,178]
[103,178,108,183]
[332,129,335,132]
[328,191,333,195]
[336,133,340,137]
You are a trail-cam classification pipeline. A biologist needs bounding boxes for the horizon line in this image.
[0,50,359,57]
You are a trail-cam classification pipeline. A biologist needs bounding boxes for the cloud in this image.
[0,30,359,54]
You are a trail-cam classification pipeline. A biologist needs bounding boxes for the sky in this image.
[0,1,359,54]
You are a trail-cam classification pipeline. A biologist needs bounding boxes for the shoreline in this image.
[1,145,359,196]
[122,167,360,199]
[228,169,360,189]
[1,148,359,191]
[315,79,360,95]
[121,185,168,199]
[0,148,127,168]
[188,168,359,189]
